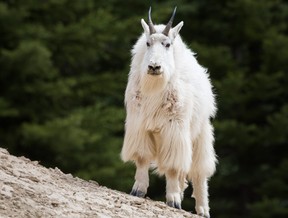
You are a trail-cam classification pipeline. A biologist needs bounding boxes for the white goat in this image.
[121,7,217,218]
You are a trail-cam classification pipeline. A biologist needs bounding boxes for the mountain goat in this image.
[121,7,217,218]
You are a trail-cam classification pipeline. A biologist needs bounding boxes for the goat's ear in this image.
[170,21,184,40]
[141,19,150,38]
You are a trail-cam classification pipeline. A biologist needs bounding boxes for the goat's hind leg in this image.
[130,157,150,198]
[189,121,216,218]
[191,176,210,218]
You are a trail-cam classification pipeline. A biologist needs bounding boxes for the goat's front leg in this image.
[130,158,150,198]
[166,169,182,209]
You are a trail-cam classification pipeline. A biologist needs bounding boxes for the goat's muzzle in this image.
[148,65,162,75]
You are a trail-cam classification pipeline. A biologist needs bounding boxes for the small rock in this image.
[0,184,14,198]
[132,199,143,205]
[0,148,9,155]
[19,156,30,162]
[13,201,22,209]
[54,167,62,172]
[12,169,21,177]
[0,154,8,159]
[0,204,7,210]
[65,173,73,179]
[31,160,39,165]
[51,202,59,207]
[96,212,110,218]
[89,180,99,186]
[28,176,40,183]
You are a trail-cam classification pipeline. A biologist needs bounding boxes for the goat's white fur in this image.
[121,18,217,217]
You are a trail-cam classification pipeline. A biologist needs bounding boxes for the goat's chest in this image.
[131,90,182,131]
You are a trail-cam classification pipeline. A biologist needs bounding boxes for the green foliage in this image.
[0,0,288,217]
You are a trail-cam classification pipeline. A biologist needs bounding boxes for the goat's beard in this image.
[140,71,170,95]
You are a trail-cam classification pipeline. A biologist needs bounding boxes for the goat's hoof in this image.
[130,189,145,198]
[198,213,210,218]
[167,201,181,209]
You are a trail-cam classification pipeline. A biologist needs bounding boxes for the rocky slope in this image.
[0,148,198,218]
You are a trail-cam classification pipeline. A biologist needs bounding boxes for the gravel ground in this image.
[0,147,198,218]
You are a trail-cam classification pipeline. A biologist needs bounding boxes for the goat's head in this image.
[139,7,183,94]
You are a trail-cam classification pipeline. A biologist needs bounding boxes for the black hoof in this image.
[167,201,174,207]
[167,201,181,209]
[130,189,145,198]
[198,213,210,218]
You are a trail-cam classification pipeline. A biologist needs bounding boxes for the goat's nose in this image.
[148,65,161,71]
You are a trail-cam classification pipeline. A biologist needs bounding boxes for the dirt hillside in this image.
[0,147,198,218]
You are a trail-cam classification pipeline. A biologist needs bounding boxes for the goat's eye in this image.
[146,42,150,47]
[162,42,171,48]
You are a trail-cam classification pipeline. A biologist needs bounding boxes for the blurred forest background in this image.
[0,0,288,217]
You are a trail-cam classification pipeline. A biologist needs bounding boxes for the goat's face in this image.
[143,33,173,76]
[139,7,183,94]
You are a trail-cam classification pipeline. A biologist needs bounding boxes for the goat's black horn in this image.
[148,7,156,35]
[162,7,177,36]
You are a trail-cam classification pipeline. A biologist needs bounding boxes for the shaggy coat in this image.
[121,11,217,217]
